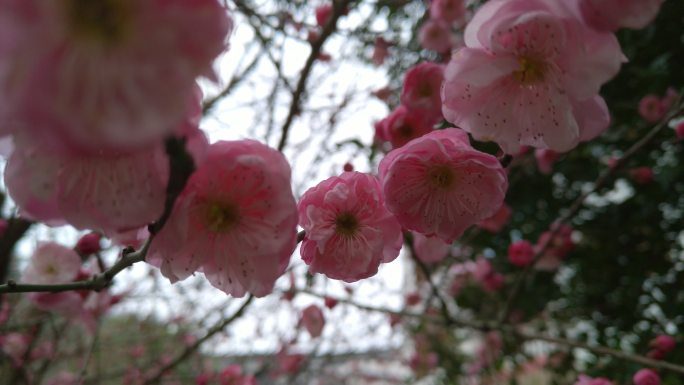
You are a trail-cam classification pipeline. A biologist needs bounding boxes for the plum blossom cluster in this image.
[299,128,507,282]
[441,0,636,153]
[375,63,445,150]
[20,242,122,332]
[0,0,668,309]
[148,140,299,297]
[0,0,231,235]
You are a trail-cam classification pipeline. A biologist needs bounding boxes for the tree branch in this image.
[141,295,254,385]
[0,135,196,294]
[0,241,149,294]
[276,0,352,151]
[498,102,684,322]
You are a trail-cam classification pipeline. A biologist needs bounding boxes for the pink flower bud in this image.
[324,296,338,309]
[301,305,325,338]
[638,94,665,123]
[650,335,676,353]
[633,369,660,385]
[315,4,333,27]
[629,167,654,185]
[75,233,102,255]
[508,240,535,267]
[535,149,560,174]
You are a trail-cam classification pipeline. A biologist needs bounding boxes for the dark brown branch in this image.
[0,135,196,294]
[0,241,149,294]
[298,289,684,375]
[202,48,263,114]
[498,102,684,322]
[276,0,352,151]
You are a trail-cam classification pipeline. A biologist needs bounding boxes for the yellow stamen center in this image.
[205,203,240,232]
[65,0,133,45]
[335,212,359,236]
[513,56,545,85]
[428,165,456,189]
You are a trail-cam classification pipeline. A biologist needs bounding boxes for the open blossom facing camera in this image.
[148,140,298,297]
[0,0,231,151]
[22,243,81,285]
[380,129,507,242]
[298,172,402,282]
[442,0,624,153]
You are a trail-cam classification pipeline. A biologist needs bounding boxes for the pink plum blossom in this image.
[478,204,511,233]
[442,0,623,153]
[400,63,445,122]
[535,149,561,174]
[650,335,676,353]
[4,131,170,234]
[376,105,436,149]
[419,19,455,53]
[413,232,451,264]
[577,0,665,31]
[0,0,232,151]
[75,232,102,255]
[633,369,660,385]
[639,94,665,123]
[148,140,298,297]
[430,0,466,24]
[315,4,333,27]
[301,305,325,338]
[22,242,81,285]
[298,172,402,282]
[380,128,508,242]
[508,240,535,267]
[274,349,305,376]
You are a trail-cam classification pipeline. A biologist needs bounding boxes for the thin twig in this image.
[0,241,149,294]
[0,135,197,294]
[277,0,352,151]
[498,103,684,322]
[141,295,254,385]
